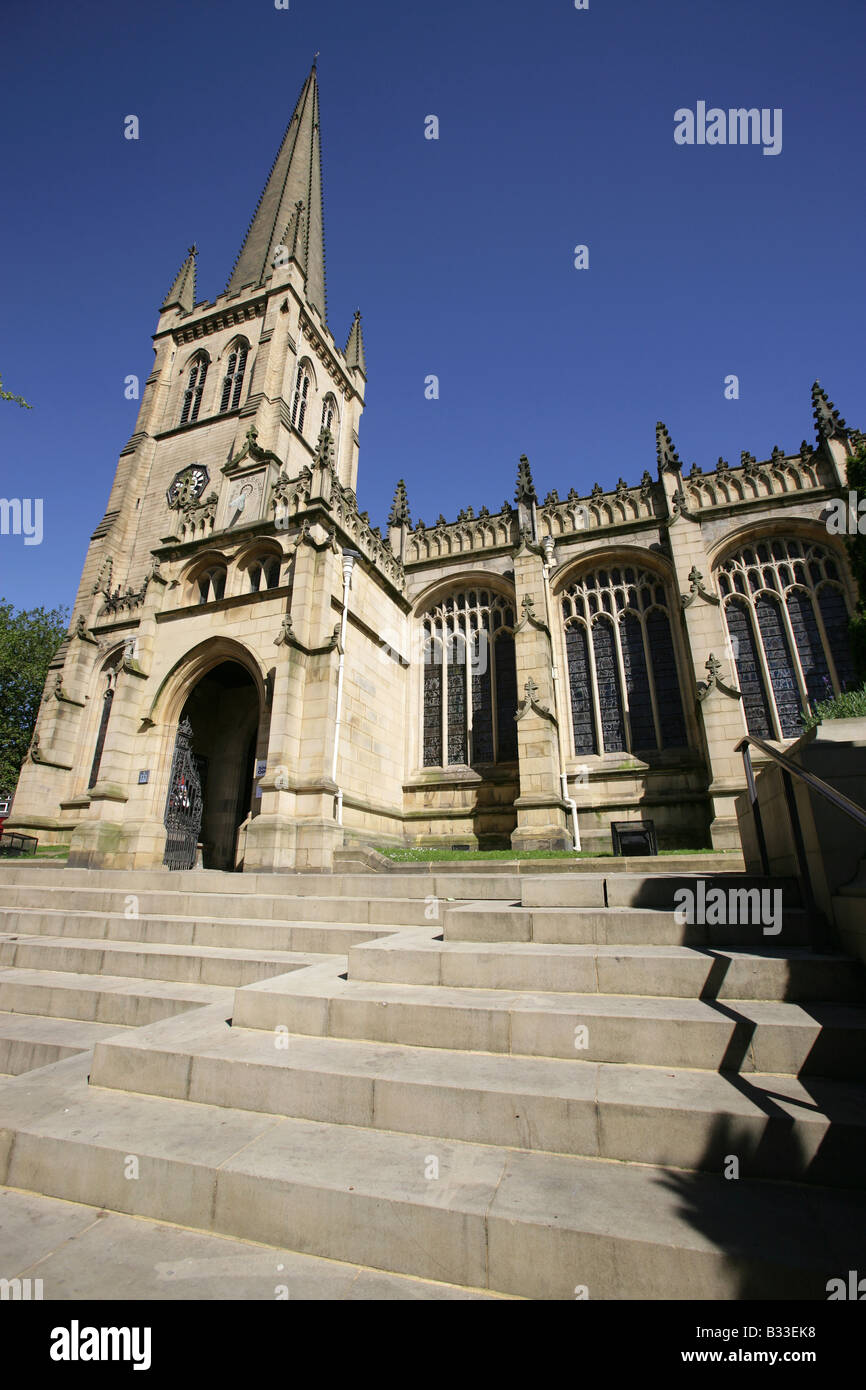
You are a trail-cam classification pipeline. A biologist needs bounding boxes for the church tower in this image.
[10,63,393,873]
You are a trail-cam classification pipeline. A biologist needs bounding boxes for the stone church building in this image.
[10,63,861,871]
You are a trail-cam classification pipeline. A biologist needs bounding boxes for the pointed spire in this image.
[389,479,411,528]
[345,309,366,376]
[656,421,682,475]
[515,455,537,505]
[812,380,848,440]
[277,200,307,276]
[161,244,197,314]
[226,63,326,318]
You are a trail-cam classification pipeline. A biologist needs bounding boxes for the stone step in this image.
[348,929,866,1001]
[522,873,801,910]
[0,1013,133,1077]
[0,967,232,1026]
[0,884,450,927]
[231,966,866,1077]
[0,907,386,954]
[88,1006,866,1188]
[0,865,521,902]
[0,1186,510,1299]
[0,1055,862,1298]
[444,903,812,947]
[0,934,336,989]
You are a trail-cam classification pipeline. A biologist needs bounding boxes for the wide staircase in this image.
[1,855,865,1300]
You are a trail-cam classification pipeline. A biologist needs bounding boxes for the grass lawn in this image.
[378,846,728,862]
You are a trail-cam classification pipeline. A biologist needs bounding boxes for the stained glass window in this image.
[495,632,518,761]
[447,635,468,765]
[420,590,517,767]
[565,624,596,755]
[593,616,626,752]
[646,610,687,748]
[471,631,494,764]
[423,639,443,766]
[562,565,686,756]
[817,585,856,689]
[717,538,854,739]
[755,594,801,737]
[786,589,831,707]
[620,611,656,751]
[725,598,773,737]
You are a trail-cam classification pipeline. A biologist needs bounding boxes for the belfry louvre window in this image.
[292,364,311,433]
[180,354,208,425]
[562,566,687,756]
[219,343,248,413]
[421,590,518,767]
[197,566,226,604]
[248,557,281,592]
[717,538,855,740]
[321,395,337,435]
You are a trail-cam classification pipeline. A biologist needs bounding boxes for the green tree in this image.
[0,373,33,409]
[0,600,69,794]
[845,442,866,682]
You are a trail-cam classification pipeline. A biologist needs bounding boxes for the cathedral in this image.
[10,62,861,871]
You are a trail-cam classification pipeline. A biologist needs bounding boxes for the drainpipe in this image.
[332,550,360,825]
[541,535,581,851]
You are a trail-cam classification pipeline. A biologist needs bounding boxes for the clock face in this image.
[167,465,209,507]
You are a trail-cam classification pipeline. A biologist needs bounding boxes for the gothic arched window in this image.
[561,565,687,756]
[321,394,338,435]
[196,565,226,604]
[219,341,248,414]
[248,556,281,593]
[180,353,208,425]
[716,537,855,739]
[292,362,312,434]
[421,589,518,767]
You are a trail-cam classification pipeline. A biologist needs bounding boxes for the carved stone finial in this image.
[696,652,741,703]
[314,426,336,472]
[656,421,682,476]
[388,478,411,528]
[812,380,848,441]
[515,455,537,506]
[681,566,720,609]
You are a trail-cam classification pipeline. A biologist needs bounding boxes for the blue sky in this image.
[1,0,864,613]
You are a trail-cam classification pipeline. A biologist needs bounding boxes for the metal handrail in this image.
[736,734,866,830]
[735,734,866,923]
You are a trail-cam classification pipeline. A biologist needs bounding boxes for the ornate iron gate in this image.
[163,717,203,870]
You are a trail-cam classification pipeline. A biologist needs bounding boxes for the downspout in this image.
[332,550,360,825]
[541,535,581,851]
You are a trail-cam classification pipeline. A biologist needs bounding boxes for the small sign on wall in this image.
[255,760,267,778]
[138,771,150,784]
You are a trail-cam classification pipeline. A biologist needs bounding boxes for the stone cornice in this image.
[298,310,358,401]
[165,296,267,346]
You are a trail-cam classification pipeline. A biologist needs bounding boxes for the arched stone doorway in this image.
[170,660,262,870]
